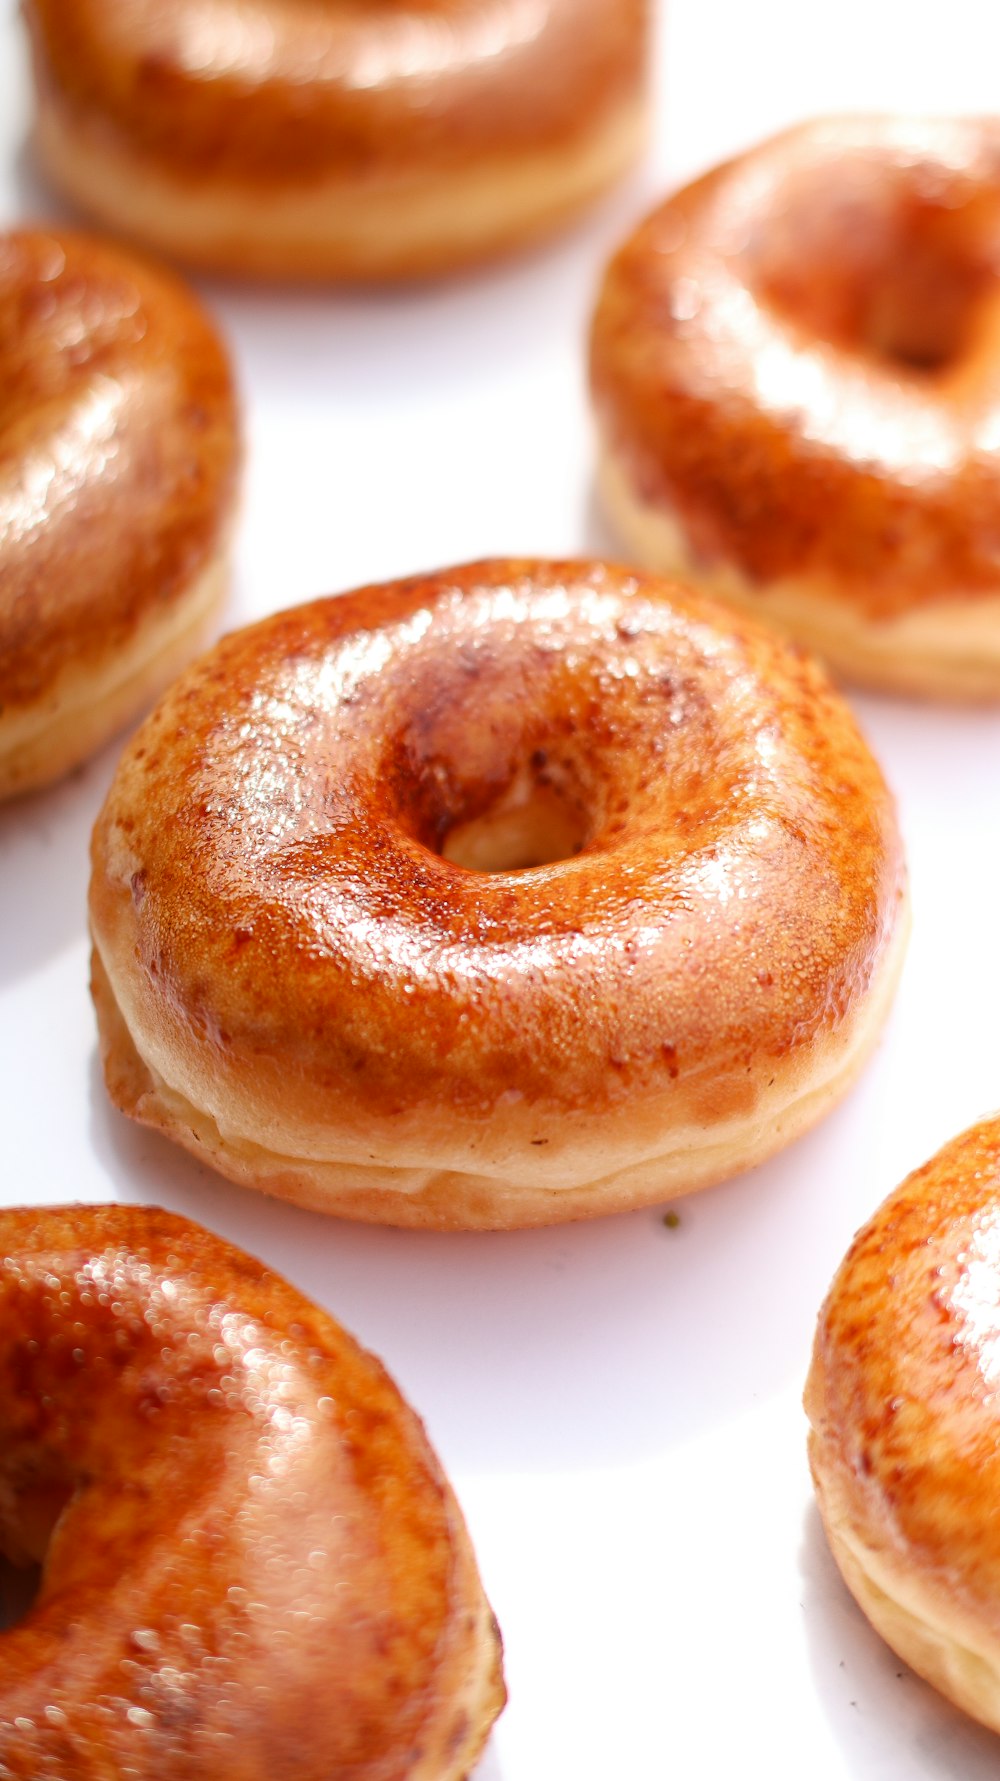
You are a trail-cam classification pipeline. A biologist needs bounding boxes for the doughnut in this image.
[590,116,1000,699]
[806,1116,1000,1736]
[0,1202,504,1776]
[23,0,650,281]
[0,228,239,800]
[88,559,908,1229]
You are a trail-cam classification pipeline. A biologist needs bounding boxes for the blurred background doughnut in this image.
[0,227,239,799]
[591,117,1000,698]
[24,0,651,280]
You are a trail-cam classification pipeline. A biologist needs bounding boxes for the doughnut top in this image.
[25,0,648,183]
[0,1203,501,1777]
[591,116,1000,619]
[90,559,905,1190]
[807,1117,1000,1630]
[0,229,238,713]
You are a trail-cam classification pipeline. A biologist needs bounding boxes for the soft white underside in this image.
[93,893,910,1228]
[0,550,229,799]
[35,92,647,279]
[597,442,1000,700]
[813,1466,1000,1737]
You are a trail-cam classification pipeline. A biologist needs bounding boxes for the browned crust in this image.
[89,558,908,1227]
[26,0,649,180]
[0,1203,504,1778]
[591,116,1000,649]
[0,227,239,790]
[806,1116,1000,1734]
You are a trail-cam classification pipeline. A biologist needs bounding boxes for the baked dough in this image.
[807,1116,1000,1735]
[591,116,1000,697]
[0,228,238,798]
[25,0,650,279]
[0,1202,504,1777]
[89,559,909,1228]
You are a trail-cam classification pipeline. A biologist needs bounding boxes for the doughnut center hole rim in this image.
[857,226,995,375]
[440,758,591,873]
[749,172,1000,376]
[0,1555,43,1632]
[0,1472,73,1632]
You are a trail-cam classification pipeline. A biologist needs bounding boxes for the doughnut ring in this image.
[807,1115,1000,1735]
[89,559,909,1229]
[0,228,239,799]
[591,117,1000,698]
[24,0,650,280]
[0,1203,504,1777]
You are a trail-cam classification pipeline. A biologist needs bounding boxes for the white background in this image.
[3,3,1000,1775]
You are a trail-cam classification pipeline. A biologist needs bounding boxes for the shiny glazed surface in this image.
[89,559,906,1219]
[806,1117,1000,1728]
[591,117,1000,621]
[0,1204,503,1778]
[25,0,648,185]
[0,228,238,713]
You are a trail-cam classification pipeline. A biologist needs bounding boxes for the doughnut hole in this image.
[0,1470,72,1627]
[0,1559,42,1630]
[747,160,1000,374]
[375,609,734,880]
[441,767,590,872]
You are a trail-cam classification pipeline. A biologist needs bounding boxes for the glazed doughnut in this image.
[806,1116,1000,1736]
[24,0,650,281]
[0,228,238,800]
[0,1203,504,1777]
[591,117,1000,698]
[88,559,908,1229]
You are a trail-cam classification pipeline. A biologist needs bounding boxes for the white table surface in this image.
[3,3,1000,1775]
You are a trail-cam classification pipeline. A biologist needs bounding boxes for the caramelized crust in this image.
[24,0,650,278]
[591,117,1000,696]
[0,1204,504,1779]
[26,0,648,181]
[0,228,238,797]
[806,1117,1000,1734]
[89,559,907,1228]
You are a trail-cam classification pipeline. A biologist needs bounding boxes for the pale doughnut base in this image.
[34,90,648,281]
[809,1437,1000,1737]
[0,549,229,801]
[597,442,1000,701]
[91,892,910,1230]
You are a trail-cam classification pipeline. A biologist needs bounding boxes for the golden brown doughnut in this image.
[88,559,908,1229]
[0,1202,504,1777]
[591,117,1000,699]
[0,228,239,800]
[24,0,650,281]
[806,1116,1000,1735]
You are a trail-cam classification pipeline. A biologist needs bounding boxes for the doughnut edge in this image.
[804,1114,1000,1738]
[31,82,649,281]
[807,1433,1000,1738]
[595,442,1000,702]
[0,547,230,802]
[89,892,910,1230]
